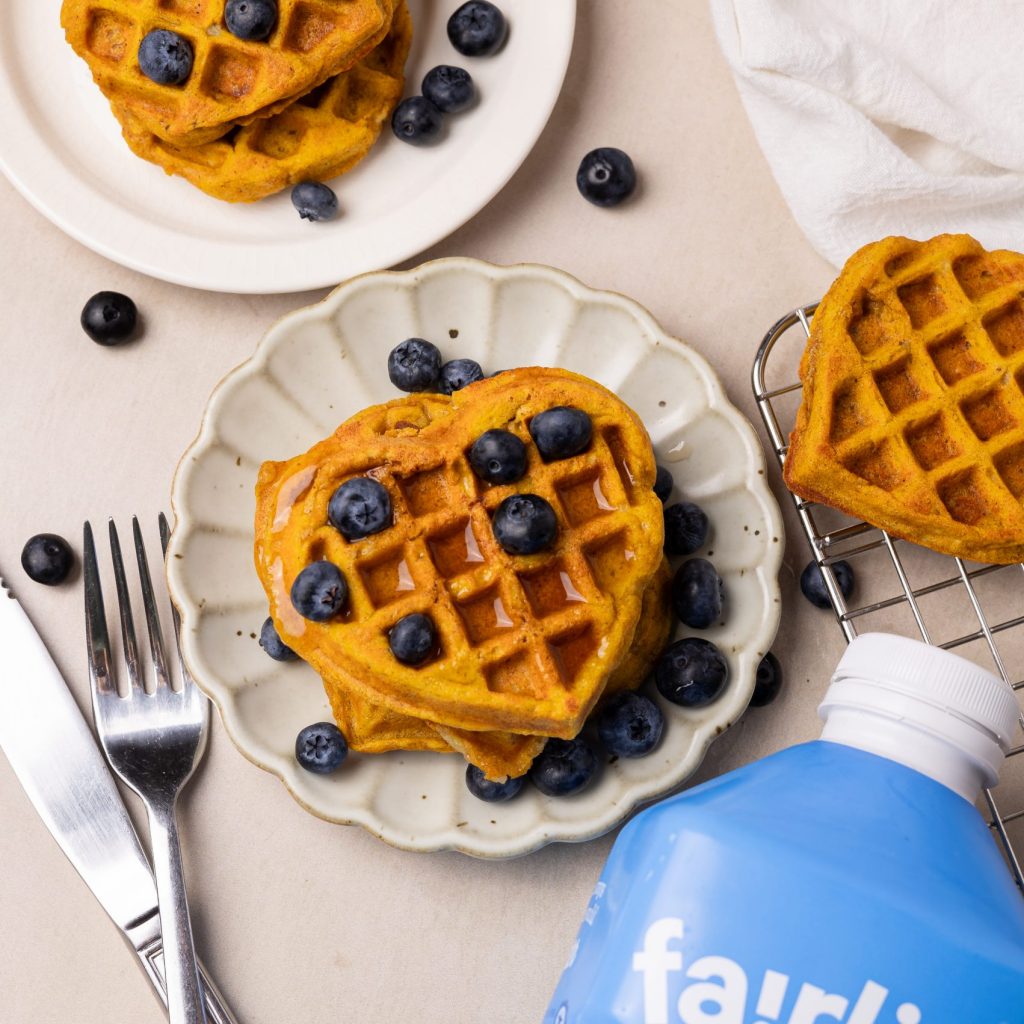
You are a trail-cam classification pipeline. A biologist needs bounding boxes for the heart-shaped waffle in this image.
[254,368,666,738]
[116,1,411,202]
[785,234,1024,564]
[323,560,673,780]
[61,0,393,146]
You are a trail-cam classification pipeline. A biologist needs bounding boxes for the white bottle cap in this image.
[818,633,1021,800]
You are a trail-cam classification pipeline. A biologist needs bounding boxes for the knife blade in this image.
[0,575,238,1024]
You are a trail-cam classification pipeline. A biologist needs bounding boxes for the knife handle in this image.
[137,936,239,1024]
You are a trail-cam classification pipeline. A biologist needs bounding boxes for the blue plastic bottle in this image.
[544,633,1024,1024]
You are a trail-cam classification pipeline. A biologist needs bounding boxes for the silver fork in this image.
[84,514,209,1024]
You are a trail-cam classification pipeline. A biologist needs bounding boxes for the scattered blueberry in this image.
[529,407,592,461]
[391,96,444,145]
[447,1,508,56]
[328,477,392,540]
[750,651,782,708]
[596,691,664,758]
[528,737,598,796]
[80,291,138,346]
[655,637,729,708]
[438,358,484,394]
[290,181,339,222]
[664,502,709,556]
[138,29,194,85]
[654,464,673,503]
[492,494,558,555]
[422,65,475,113]
[21,534,74,586]
[290,562,348,621]
[388,337,442,392]
[466,764,525,802]
[800,559,854,610]
[259,616,297,662]
[224,0,277,40]
[295,722,347,774]
[389,613,437,665]
[672,558,724,629]
[576,148,637,207]
[468,429,528,484]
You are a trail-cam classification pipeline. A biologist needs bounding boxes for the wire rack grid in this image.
[753,304,1024,891]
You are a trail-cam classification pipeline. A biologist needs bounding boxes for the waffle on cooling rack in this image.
[785,234,1024,564]
[118,1,410,201]
[61,0,394,145]
[254,368,667,752]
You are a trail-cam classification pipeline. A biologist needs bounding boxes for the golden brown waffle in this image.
[785,234,1024,564]
[61,0,393,145]
[325,560,673,779]
[117,1,410,202]
[255,368,666,739]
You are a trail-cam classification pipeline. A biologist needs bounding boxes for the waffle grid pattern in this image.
[64,0,390,142]
[830,240,1024,528]
[122,1,409,200]
[754,302,1024,893]
[300,415,649,718]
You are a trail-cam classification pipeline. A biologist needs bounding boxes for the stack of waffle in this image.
[61,0,411,201]
[254,368,672,779]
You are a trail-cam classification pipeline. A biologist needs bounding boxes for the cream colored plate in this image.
[167,259,783,856]
[0,0,574,293]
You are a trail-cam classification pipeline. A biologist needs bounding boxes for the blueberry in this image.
[655,638,728,707]
[388,613,437,665]
[466,764,525,802]
[438,358,484,394]
[800,560,854,609]
[295,722,347,774]
[422,65,475,113]
[259,616,297,662]
[447,1,508,56]
[654,464,673,503]
[664,502,709,556]
[21,534,74,586]
[290,181,339,222]
[492,494,558,555]
[750,651,783,708]
[224,0,277,40]
[290,562,348,622]
[388,337,442,392]
[576,148,637,207]
[391,96,444,145]
[671,558,723,629]
[328,477,392,540]
[528,738,598,797]
[529,407,592,461]
[138,29,194,85]
[596,691,664,758]
[468,429,528,484]
[80,291,138,346]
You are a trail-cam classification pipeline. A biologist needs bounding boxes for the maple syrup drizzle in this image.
[559,572,586,603]
[464,522,484,563]
[273,466,317,532]
[593,477,615,511]
[396,558,415,592]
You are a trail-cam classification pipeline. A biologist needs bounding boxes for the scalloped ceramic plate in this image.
[0,1,574,294]
[167,259,783,856]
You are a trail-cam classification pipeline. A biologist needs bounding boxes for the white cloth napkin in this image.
[709,0,1024,267]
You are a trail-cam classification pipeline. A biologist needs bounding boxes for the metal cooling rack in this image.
[753,304,1024,891]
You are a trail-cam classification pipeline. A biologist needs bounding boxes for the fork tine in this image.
[158,513,192,686]
[108,519,143,696]
[133,516,173,691]
[83,522,116,696]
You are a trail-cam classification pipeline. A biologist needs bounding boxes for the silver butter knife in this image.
[0,576,238,1024]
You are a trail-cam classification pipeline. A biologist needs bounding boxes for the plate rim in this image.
[0,2,577,294]
[167,256,785,856]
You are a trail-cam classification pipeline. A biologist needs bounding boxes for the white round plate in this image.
[0,2,574,294]
[167,259,783,856]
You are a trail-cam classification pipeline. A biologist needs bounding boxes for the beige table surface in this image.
[2,3,1021,1023]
